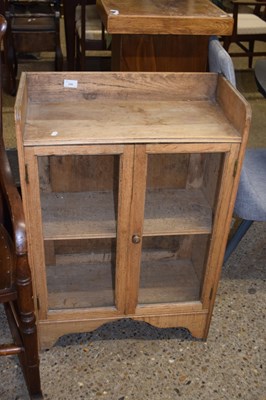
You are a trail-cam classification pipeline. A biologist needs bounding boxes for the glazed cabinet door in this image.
[125,143,240,316]
[23,145,134,320]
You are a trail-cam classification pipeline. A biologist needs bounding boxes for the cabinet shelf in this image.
[46,256,200,309]
[46,255,115,309]
[41,188,212,240]
[41,191,117,240]
[139,259,200,304]
[144,188,212,236]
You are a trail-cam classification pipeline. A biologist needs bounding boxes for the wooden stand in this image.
[15,72,251,349]
[96,0,233,72]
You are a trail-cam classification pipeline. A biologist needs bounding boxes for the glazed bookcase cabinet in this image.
[15,72,251,349]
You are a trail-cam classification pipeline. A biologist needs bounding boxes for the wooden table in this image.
[96,0,233,72]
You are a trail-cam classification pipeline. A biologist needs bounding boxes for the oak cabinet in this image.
[15,72,251,349]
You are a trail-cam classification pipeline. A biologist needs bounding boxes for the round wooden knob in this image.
[132,234,141,244]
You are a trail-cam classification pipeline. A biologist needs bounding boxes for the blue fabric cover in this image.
[208,36,236,87]
[208,38,266,223]
[234,149,266,221]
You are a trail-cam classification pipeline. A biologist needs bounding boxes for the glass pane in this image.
[139,152,223,305]
[38,154,120,310]
[45,239,116,309]
[139,235,209,304]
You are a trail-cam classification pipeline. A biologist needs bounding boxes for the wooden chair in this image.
[223,0,266,68]
[75,0,110,70]
[0,14,42,399]
[1,0,63,94]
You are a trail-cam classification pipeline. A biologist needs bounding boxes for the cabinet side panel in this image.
[216,75,251,138]
[201,145,241,335]
[23,149,49,321]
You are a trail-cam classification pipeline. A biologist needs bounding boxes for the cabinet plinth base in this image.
[39,311,209,350]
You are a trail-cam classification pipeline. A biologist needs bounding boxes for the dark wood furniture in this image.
[75,0,108,70]
[96,0,233,72]
[63,0,233,71]
[63,0,83,70]
[223,0,266,68]
[14,71,250,349]
[0,14,42,399]
[1,0,63,94]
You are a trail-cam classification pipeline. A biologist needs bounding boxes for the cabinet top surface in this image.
[96,0,233,35]
[15,72,249,147]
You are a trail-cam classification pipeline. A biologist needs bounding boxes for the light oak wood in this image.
[14,72,251,349]
[39,311,209,349]
[23,147,49,321]
[16,72,243,146]
[113,145,135,312]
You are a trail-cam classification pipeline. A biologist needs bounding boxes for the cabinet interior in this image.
[38,151,224,311]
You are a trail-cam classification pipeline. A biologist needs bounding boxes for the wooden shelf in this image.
[19,72,245,147]
[41,188,212,240]
[41,191,117,240]
[46,255,115,309]
[139,259,200,304]
[46,255,200,310]
[144,188,212,235]
[24,98,241,145]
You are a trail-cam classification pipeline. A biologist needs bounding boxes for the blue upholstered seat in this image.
[208,36,236,87]
[234,148,266,221]
[208,37,266,263]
